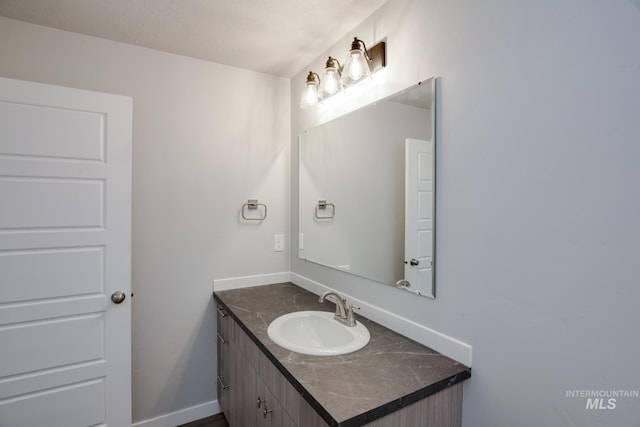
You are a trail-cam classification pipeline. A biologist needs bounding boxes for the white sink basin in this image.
[267,311,370,356]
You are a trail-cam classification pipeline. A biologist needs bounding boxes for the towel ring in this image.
[314,200,335,219]
[242,199,267,221]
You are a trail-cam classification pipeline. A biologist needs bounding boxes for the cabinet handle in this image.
[217,306,228,317]
[217,376,229,390]
[256,395,265,408]
[262,406,273,418]
[217,332,227,344]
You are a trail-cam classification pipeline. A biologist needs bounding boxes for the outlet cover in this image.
[274,234,285,252]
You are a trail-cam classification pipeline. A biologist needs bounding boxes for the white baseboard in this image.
[290,273,473,367]
[213,272,291,292]
[132,400,220,427]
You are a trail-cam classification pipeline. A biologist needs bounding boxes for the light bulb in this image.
[300,71,320,109]
[324,69,340,95]
[340,38,371,86]
[348,52,365,80]
[318,57,343,100]
[299,82,319,109]
[320,69,342,99]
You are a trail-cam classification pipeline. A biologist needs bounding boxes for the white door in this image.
[0,77,132,426]
[404,138,435,298]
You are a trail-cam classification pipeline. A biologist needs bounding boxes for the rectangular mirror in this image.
[298,78,436,298]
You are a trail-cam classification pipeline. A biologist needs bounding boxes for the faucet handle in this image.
[346,304,360,326]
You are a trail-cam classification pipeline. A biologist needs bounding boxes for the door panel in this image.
[0,314,104,377]
[0,246,104,303]
[0,177,104,228]
[0,379,106,427]
[0,77,132,426]
[0,100,104,161]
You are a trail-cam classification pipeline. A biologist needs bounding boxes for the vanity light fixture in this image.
[341,37,386,86]
[299,71,321,109]
[318,56,343,99]
[299,36,386,109]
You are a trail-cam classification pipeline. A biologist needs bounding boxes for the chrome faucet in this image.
[318,291,359,327]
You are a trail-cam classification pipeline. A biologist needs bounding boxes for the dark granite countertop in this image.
[213,282,470,427]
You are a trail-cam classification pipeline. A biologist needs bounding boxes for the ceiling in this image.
[0,0,388,78]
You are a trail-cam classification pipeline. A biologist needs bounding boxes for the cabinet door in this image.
[257,375,295,427]
[235,349,259,427]
[258,350,307,425]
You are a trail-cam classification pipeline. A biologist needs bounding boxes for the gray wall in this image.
[0,17,290,424]
[291,0,640,426]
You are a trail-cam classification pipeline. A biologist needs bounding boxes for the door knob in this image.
[410,258,419,266]
[111,291,126,304]
[395,279,411,288]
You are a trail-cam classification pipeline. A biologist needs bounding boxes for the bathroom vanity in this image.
[213,283,470,426]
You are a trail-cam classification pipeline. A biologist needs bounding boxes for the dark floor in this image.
[177,413,229,427]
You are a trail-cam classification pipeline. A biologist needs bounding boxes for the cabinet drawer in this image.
[258,350,305,425]
[257,374,295,427]
[234,318,259,368]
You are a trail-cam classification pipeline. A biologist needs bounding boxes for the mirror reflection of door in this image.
[404,138,435,298]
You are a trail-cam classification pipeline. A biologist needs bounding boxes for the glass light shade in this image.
[341,49,371,86]
[319,67,342,98]
[299,80,320,109]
